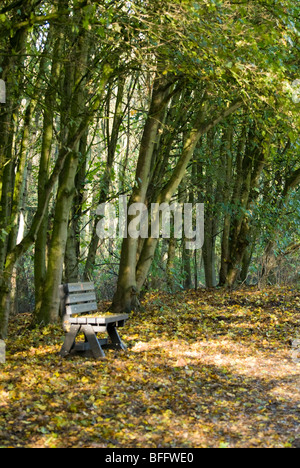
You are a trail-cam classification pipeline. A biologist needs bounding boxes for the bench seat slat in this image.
[68,314,128,326]
[77,317,88,324]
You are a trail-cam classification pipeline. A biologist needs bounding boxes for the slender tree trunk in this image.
[37,151,82,323]
[240,244,254,283]
[64,131,88,283]
[111,74,172,313]
[225,128,266,287]
[0,19,30,339]
[219,125,234,285]
[34,24,63,308]
[84,77,125,280]
[180,178,193,290]
[183,245,193,289]
[0,266,13,340]
[0,24,28,272]
[166,236,176,291]
[202,130,217,288]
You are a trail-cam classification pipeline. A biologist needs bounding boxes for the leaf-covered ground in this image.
[0,287,299,448]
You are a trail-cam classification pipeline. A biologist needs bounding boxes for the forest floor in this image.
[0,286,299,448]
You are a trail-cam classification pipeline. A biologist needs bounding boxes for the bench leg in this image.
[82,324,106,359]
[60,325,81,357]
[107,323,127,351]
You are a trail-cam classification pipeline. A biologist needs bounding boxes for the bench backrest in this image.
[60,282,97,317]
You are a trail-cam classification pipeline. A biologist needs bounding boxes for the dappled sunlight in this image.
[131,335,300,404]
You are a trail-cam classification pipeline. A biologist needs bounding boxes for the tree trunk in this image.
[225,126,266,287]
[0,15,30,339]
[64,131,88,283]
[166,236,176,291]
[84,77,125,281]
[180,178,193,290]
[0,268,13,340]
[183,244,193,289]
[111,73,172,313]
[0,24,28,272]
[219,125,234,285]
[202,130,218,288]
[34,24,63,308]
[37,150,81,323]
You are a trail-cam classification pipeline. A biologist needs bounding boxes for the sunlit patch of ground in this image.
[0,286,299,448]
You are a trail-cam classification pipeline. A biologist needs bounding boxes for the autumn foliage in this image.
[0,287,299,448]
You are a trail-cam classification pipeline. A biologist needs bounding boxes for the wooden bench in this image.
[59,282,128,359]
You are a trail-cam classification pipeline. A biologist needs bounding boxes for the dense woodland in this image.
[0,0,300,450]
[0,0,299,340]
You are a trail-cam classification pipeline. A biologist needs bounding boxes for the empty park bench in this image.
[59,282,128,359]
